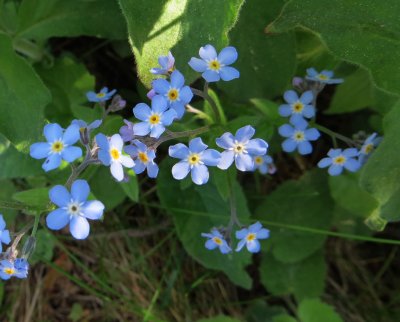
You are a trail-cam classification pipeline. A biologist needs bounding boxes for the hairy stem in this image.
[191,86,222,124]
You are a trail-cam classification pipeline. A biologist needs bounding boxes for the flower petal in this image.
[216,132,235,149]
[170,70,185,88]
[46,208,70,230]
[42,154,62,172]
[246,139,268,155]
[218,150,234,170]
[71,179,90,203]
[202,70,220,82]
[133,103,152,121]
[256,228,270,239]
[235,153,253,171]
[120,155,134,168]
[247,240,261,253]
[152,79,170,95]
[283,90,298,104]
[278,104,292,117]
[191,164,209,185]
[305,128,320,141]
[205,239,218,250]
[201,149,221,166]
[199,44,217,60]
[235,125,255,142]
[218,46,238,65]
[82,200,104,220]
[44,123,63,142]
[249,222,262,232]
[298,141,312,155]
[189,137,207,153]
[343,148,359,158]
[172,161,190,180]
[150,124,165,138]
[344,158,360,172]
[235,239,247,252]
[169,143,190,159]
[70,216,90,240]
[179,86,193,104]
[95,133,109,150]
[282,139,297,152]
[147,162,159,178]
[328,164,343,176]
[30,142,50,159]
[49,185,70,207]
[111,162,124,181]
[110,134,123,151]
[303,105,315,118]
[161,109,177,126]
[235,228,248,239]
[318,157,332,168]
[133,122,151,136]
[134,162,146,174]
[151,95,168,113]
[300,90,313,105]
[188,57,207,72]
[1,230,11,245]
[61,146,82,162]
[220,66,240,81]
[63,124,80,145]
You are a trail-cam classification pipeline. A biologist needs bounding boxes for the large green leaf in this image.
[218,0,296,101]
[157,159,252,289]
[360,103,400,226]
[118,0,244,87]
[255,169,333,263]
[298,299,343,322]
[0,33,51,150]
[269,0,400,95]
[197,316,241,322]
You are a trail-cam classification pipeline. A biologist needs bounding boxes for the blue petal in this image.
[235,239,247,252]
[147,162,159,178]
[110,134,123,151]
[134,162,146,174]
[152,95,168,113]
[344,158,360,172]
[343,148,359,158]
[216,132,234,149]
[235,125,255,142]
[189,137,207,153]
[303,105,315,118]
[282,139,297,152]
[49,185,70,207]
[191,164,209,185]
[218,46,238,65]
[158,55,169,69]
[111,162,124,181]
[86,91,99,102]
[150,124,165,138]
[133,122,151,136]
[328,164,343,176]
[201,149,221,166]
[211,229,223,238]
[219,242,232,254]
[217,151,234,170]
[89,119,102,130]
[300,90,313,104]
[133,103,152,121]
[161,109,177,126]
[235,153,253,171]
[170,70,184,88]
[42,154,62,172]
[202,70,220,82]
[95,133,109,150]
[70,216,90,240]
[152,79,170,95]
[327,149,342,158]
[188,57,207,72]
[98,150,111,166]
[235,228,248,239]
[46,208,70,230]
[290,114,306,125]
[220,66,240,81]
[246,139,268,155]
[306,67,318,77]
[62,146,82,162]
[82,200,104,220]
[293,117,309,130]
[71,179,90,203]
[321,70,334,78]
[305,128,320,141]
[278,104,292,117]
[179,86,193,104]
[132,139,147,152]
[124,144,138,157]
[199,44,217,60]
[44,123,63,142]
[30,142,50,159]
[172,161,190,180]
[247,240,261,253]
[63,124,80,145]
[298,141,312,155]
[0,215,5,231]
[256,228,270,239]
[248,222,262,233]
[318,157,332,168]
[170,102,185,120]
[279,124,294,137]
[205,239,218,250]
[283,90,298,104]
[1,230,11,244]
[169,143,190,159]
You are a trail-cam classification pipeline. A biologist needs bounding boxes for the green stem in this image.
[153,126,210,148]
[31,213,41,237]
[226,170,242,235]
[191,86,222,124]
[313,123,357,147]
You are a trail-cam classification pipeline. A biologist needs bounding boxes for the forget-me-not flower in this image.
[132,95,176,138]
[119,119,135,142]
[46,179,105,240]
[279,90,315,124]
[125,140,159,178]
[30,123,82,172]
[216,125,268,172]
[201,229,231,254]
[359,133,382,165]
[72,119,102,132]
[152,71,193,119]
[189,44,240,82]
[306,68,343,84]
[0,260,28,280]
[150,52,175,75]
[278,118,320,155]
[96,133,135,181]
[169,137,221,185]
[253,155,276,175]
[318,148,360,176]
[236,222,270,253]
[0,215,11,253]
[14,258,29,278]
[86,87,116,102]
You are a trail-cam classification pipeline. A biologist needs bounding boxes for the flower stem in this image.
[153,126,210,148]
[312,123,357,147]
[31,213,41,237]
[191,86,222,124]
[226,170,242,237]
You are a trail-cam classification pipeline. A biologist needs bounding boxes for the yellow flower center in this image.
[233,143,245,154]
[149,114,160,125]
[4,268,14,275]
[333,155,346,165]
[138,152,149,163]
[208,59,221,71]
[96,92,106,98]
[188,153,201,165]
[167,88,179,101]
[317,74,329,80]
[212,237,223,245]
[51,141,64,153]
[254,156,263,165]
[110,148,120,160]
[292,101,304,113]
[364,143,374,154]
[68,202,81,215]
[293,131,305,142]
[246,233,256,242]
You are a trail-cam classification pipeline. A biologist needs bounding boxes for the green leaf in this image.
[0,33,51,150]
[157,159,252,289]
[118,0,244,87]
[269,0,400,95]
[12,187,50,210]
[298,299,343,322]
[273,315,297,322]
[218,0,296,101]
[360,103,400,225]
[15,0,126,40]
[255,169,333,263]
[196,316,241,322]
[30,229,55,264]
[120,170,139,202]
[260,251,326,301]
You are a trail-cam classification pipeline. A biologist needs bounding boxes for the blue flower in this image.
[47,180,105,240]
[201,229,231,254]
[235,222,270,253]
[318,148,360,176]
[124,140,159,178]
[132,95,177,138]
[71,119,102,131]
[359,133,382,165]
[279,90,315,124]
[278,118,320,155]
[253,155,276,175]
[151,71,193,119]
[216,125,268,172]
[169,137,221,185]
[0,259,28,280]
[150,51,175,75]
[119,119,135,142]
[30,123,82,172]
[95,133,135,182]
[86,87,116,102]
[306,68,344,84]
[0,214,11,253]
[189,44,240,82]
